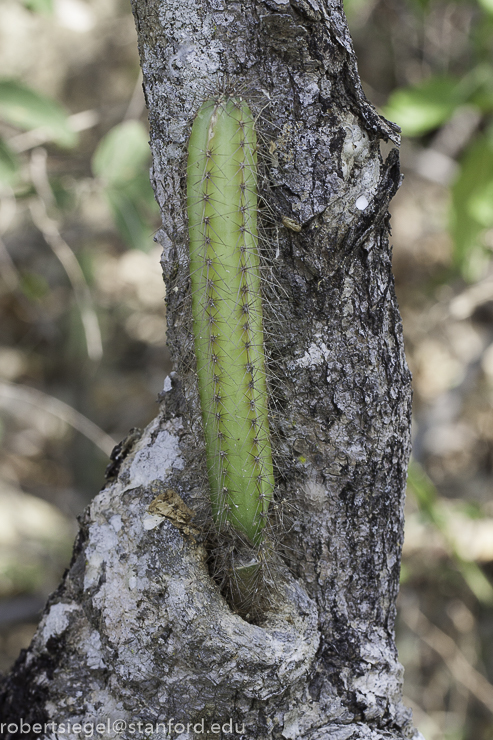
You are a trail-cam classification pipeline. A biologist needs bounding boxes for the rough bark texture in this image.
[0,1,421,738]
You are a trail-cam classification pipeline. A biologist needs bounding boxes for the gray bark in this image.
[0,0,421,738]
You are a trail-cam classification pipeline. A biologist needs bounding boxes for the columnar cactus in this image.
[187,97,274,549]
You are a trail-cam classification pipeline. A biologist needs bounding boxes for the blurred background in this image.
[0,0,492,737]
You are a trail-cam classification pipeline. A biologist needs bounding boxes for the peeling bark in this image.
[0,0,422,738]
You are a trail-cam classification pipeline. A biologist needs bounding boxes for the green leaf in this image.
[466,63,493,113]
[478,0,493,16]
[92,121,159,250]
[105,185,155,251]
[458,561,493,604]
[20,0,54,15]
[382,76,464,137]
[0,137,20,185]
[92,121,151,186]
[467,179,493,227]
[407,461,493,604]
[450,130,493,274]
[0,79,76,147]
[407,460,445,528]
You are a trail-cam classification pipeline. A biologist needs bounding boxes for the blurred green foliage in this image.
[0,79,76,148]
[19,0,53,14]
[383,76,464,137]
[375,0,493,280]
[450,127,493,277]
[0,137,19,185]
[0,78,76,188]
[19,271,50,301]
[346,0,493,280]
[0,78,158,250]
[92,120,159,251]
[407,461,493,604]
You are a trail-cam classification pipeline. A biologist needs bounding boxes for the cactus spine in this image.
[187,97,274,550]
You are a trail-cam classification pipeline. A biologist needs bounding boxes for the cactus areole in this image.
[186,97,274,547]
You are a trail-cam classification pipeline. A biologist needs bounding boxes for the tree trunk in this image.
[0,1,421,738]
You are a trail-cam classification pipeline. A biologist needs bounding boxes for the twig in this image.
[0,381,116,457]
[29,148,103,362]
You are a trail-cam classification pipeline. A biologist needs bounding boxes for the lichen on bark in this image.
[0,0,423,738]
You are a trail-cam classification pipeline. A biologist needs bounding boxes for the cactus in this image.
[187,97,274,552]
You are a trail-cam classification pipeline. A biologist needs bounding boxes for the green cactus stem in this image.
[187,97,274,549]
